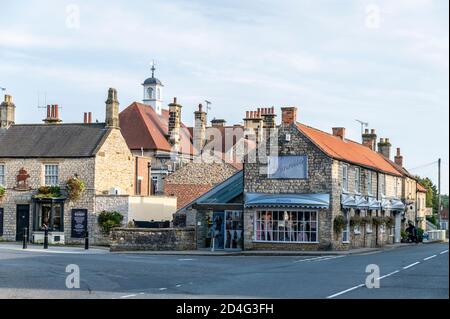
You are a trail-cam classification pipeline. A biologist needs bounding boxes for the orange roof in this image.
[297,123,402,176]
[119,102,195,155]
[417,183,427,193]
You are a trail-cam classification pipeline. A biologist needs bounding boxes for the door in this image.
[16,205,30,241]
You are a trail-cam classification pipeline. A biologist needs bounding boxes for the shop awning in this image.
[341,194,369,209]
[391,199,406,211]
[368,197,381,210]
[244,193,330,209]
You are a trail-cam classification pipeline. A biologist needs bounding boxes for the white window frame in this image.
[342,164,349,193]
[253,209,319,244]
[0,164,5,187]
[394,177,398,197]
[380,175,386,196]
[367,171,373,196]
[44,164,59,186]
[342,209,350,243]
[355,168,361,194]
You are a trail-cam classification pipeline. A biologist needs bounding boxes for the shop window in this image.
[44,164,59,186]
[254,210,318,243]
[0,164,5,186]
[342,209,350,243]
[33,201,64,232]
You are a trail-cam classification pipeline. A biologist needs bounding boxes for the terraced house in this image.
[0,90,134,245]
[180,106,408,251]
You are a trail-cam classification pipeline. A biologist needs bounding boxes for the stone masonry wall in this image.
[110,227,196,251]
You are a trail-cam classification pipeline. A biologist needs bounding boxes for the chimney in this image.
[261,106,277,129]
[0,95,16,128]
[43,104,62,124]
[362,128,377,151]
[394,148,403,167]
[194,103,207,153]
[88,112,92,124]
[281,107,297,126]
[211,118,226,128]
[168,97,182,149]
[332,127,346,140]
[378,137,392,159]
[105,88,120,128]
[84,112,88,124]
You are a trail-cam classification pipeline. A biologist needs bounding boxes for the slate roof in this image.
[119,102,195,155]
[297,123,402,176]
[0,123,110,158]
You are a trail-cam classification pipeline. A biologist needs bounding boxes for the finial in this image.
[151,60,156,78]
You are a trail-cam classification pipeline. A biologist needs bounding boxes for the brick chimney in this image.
[262,107,277,129]
[378,138,392,159]
[281,107,297,126]
[168,97,182,149]
[43,104,62,124]
[332,127,346,140]
[83,112,93,124]
[105,88,120,128]
[362,128,377,151]
[394,148,403,167]
[211,118,226,128]
[194,103,207,152]
[0,95,15,128]
[243,108,264,143]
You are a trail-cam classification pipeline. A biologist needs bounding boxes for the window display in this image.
[255,210,318,243]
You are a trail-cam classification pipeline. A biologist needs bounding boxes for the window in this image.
[354,210,361,234]
[355,168,361,193]
[151,176,159,194]
[366,211,373,233]
[0,164,5,186]
[380,175,386,196]
[342,209,350,243]
[367,171,373,195]
[147,87,153,99]
[342,165,349,192]
[394,178,399,197]
[44,165,59,186]
[33,201,64,232]
[254,210,318,243]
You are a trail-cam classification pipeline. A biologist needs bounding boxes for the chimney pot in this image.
[88,112,92,123]
[198,104,203,112]
[84,112,88,124]
[47,105,51,118]
[281,107,298,126]
[371,129,376,134]
[397,148,401,156]
[364,128,369,134]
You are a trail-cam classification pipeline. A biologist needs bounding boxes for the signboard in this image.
[267,155,308,179]
[0,208,3,237]
[71,209,87,238]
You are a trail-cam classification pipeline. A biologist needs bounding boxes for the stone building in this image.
[0,89,135,245]
[179,106,407,251]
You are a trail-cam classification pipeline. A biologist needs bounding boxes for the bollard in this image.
[22,227,27,249]
[84,231,89,250]
[43,227,49,249]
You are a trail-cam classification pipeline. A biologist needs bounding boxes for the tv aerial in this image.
[204,100,212,113]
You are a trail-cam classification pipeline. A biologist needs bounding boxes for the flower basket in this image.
[333,215,347,234]
[0,186,5,200]
[66,176,86,201]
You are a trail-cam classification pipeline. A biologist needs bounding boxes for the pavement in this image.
[0,242,447,299]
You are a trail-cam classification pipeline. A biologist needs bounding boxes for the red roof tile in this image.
[119,102,195,155]
[297,123,402,176]
[417,183,427,193]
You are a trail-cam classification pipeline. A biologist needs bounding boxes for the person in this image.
[406,222,418,243]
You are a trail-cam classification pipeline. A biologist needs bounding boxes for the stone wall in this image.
[110,227,196,251]
[95,129,134,195]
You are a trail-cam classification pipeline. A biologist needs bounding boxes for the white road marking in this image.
[326,284,365,299]
[378,270,400,280]
[293,256,332,263]
[440,250,448,255]
[424,255,437,261]
[175,284,182,288]
[178,258,194,261]
[159,288,167,291]
[403,262,420,270]
[120,294,137,299]
[313,255,345,262]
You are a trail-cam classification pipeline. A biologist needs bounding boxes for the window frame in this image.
[367,171,373,196]
[0,164,5,187]
[44,164,59,186]
[253,209,319,244]
[342,164,349,193]
[355,167,361,194]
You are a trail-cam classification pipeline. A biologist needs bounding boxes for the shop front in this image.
[31,197,66,244]
[207,210,243,250]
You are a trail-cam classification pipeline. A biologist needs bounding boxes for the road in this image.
[0,243,448,299]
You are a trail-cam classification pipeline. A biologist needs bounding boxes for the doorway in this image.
[16,205,30,241]
[210,211,243,250]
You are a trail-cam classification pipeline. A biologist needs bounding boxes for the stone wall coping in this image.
[113,227,195,232]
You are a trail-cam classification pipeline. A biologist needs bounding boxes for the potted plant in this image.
[350,215,363,227]
[0,186,5,200]
[35,185,62,199]
[384,216,395,228]
[98,211,124,235]
[372,216,385,227]
[333,215,347,234]
[66,176,86,201]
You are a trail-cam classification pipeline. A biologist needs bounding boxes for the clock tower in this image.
[142,63,164,115]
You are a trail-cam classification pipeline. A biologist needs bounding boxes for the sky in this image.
[0,0,448,193]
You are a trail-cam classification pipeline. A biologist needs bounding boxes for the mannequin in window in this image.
[264,212,273,241]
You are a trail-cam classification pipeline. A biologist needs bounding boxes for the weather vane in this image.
[151,60,156,78]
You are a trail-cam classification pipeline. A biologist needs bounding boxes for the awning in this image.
[381,198,392,210]
[391,199,406,211]
[341,194,369,209]
[244,193,330,209]
[368,197,381,210]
